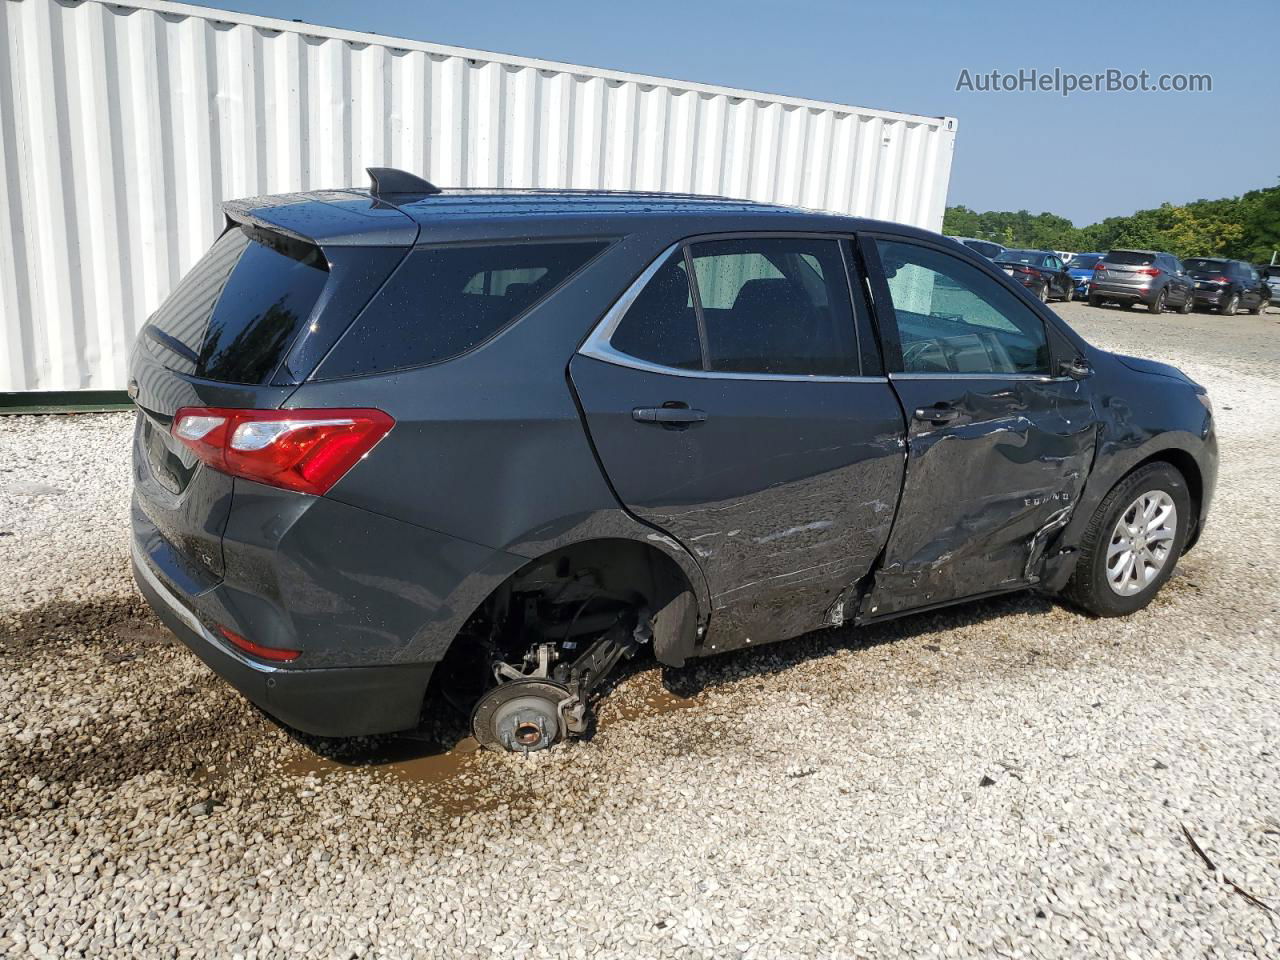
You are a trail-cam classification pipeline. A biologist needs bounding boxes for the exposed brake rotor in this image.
[470,678,571,754]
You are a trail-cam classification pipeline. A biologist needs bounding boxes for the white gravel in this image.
[1,303,1278,959]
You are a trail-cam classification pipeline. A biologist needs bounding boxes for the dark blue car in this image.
[1070,253,1104,300]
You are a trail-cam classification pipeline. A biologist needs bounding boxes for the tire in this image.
[1179,290,1194,314]
[1062,283,1074,303]
[1088,294,1102,308]
[1250,298,1269,315]
[1221,293,1239,315]
[1061,462,1191,617]
[1147,288,1166,313]
[1037,282,1049,303]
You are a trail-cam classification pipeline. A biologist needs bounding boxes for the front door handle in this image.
[632,405,708,425]
[914,404,959,425]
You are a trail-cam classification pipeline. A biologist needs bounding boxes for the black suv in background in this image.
[1089,250,1194,313]
[993,249,1075,302]
[129,169,1218,753]
[1184,258,1272,314]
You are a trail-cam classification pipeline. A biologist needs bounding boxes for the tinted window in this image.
[1106,251,1156,266]
[687,238,859,376]
[609,250,701,370]
[995,251,1046,267]
[962,239,1001,259]
[1071,254,1102,270]
[319,241,607,378]
[142,226,329,383]
[876,239,1050,375]
[1184,258,1226,273]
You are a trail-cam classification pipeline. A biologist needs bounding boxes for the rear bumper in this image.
[133,543,434,737]
[1192,288,1228,305]
[1090,281,1155,304]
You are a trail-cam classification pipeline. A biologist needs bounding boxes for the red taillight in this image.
[172,407,394,495]
[1211,276,1231,284]
[1137,267,1160,277]
[218,625,300,662]
[1093,262,1106,272]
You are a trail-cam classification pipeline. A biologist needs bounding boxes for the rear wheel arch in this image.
[441,537,704,679]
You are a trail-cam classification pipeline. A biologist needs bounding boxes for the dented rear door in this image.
[860,234,1096,617]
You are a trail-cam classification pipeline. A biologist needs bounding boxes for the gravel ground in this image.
[2,302,1278,959]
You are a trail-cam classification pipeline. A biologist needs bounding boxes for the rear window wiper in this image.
[143,324,201,366]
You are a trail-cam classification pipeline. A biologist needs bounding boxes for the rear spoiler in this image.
[222,188,419,248]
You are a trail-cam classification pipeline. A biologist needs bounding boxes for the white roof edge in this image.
[104,0,958,131]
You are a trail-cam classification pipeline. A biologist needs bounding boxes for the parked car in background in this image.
[993,249,1075,302]
[1089,250,1194,313]
[128,169,1218,752]
[1068,253,1104,300]
[1184,258,1271,315]
[947,236,1006,260]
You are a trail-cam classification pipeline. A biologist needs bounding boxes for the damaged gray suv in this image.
[131,168,1218,752]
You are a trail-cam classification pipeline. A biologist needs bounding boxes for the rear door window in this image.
[142,225,329,384]
[318,241,608,378]
[687,238,858,376]
[608,250,702,370]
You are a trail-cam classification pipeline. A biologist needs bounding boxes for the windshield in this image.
[995,251,1045,266]
[1070,255,1102,271]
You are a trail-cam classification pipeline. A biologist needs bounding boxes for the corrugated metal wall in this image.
[0,0,957,392]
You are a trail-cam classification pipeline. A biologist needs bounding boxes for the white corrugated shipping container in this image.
[0,0,957,393]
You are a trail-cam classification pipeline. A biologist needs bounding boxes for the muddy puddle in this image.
[284,734,483,785]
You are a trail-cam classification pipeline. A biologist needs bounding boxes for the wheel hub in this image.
[470,679,570,753]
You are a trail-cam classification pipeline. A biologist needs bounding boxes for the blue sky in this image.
[186,0,1277,226]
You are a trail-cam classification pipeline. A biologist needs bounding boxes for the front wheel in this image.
[1061,463,1191,617]
[1037,282,1049,303]
[1062,283,1074,302]
[1221,293,1239,315]
[1179,290,1194,314]
[1148,289,1167,313]
[1251,298,1269,315]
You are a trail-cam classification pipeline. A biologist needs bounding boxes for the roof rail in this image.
[366,167,442,196]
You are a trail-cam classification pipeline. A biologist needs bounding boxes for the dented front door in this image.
[861,235,1097,618]
[865,375,1094,617]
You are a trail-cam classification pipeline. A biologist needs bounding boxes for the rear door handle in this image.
[914,404,959,424]
[632,405,708,425]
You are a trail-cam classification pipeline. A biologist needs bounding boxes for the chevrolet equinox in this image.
[130,168,1218,752]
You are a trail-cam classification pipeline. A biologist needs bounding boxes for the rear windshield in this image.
[1183,258,1226,273]
[142,225,328,383]
[995,251,1044,266]
[962,240,1000,257]
[1105,251,1156,266]
[1071,254,1102,270]
[316,241,608,379]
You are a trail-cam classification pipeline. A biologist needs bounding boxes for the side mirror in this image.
[1059,357,1093,380]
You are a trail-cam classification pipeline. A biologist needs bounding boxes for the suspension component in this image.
[471,610,652,752]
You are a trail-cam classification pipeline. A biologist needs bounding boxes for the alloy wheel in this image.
[1106,490,1177,597]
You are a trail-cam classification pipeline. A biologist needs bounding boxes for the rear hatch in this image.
[1097,250,1157,286]
[1182,258,1231,291]
[129,192,415,589]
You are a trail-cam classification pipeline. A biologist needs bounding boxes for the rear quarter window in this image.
[317,241,608,378]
